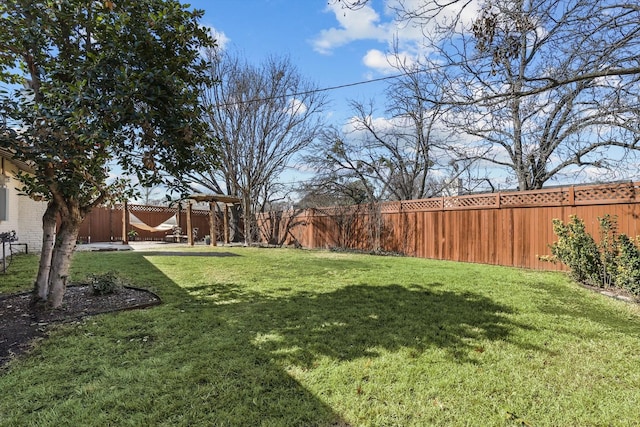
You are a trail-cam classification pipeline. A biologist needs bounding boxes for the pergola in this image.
[121,194,241,246]
[187,194,242,246]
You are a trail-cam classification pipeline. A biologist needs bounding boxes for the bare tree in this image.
[434,0,640,189]
[306,65,459,202]
[297,178,372,208]
[139,184,167,206]
[304,66,464,250]
[332,0,640,189]
[188,50,328,243]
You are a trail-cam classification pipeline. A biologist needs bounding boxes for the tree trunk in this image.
[228,204,240,242]
[33,201,58,303]
[243,193,253,245]
[47,209,82,309]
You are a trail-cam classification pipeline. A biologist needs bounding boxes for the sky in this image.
[188,0,409,125]
[177,0,427,194]
[183,1,640,193]
[120,0,639,201]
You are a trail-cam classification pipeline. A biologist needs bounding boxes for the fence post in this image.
[187,202,194,246]
[224,204,230,244]
[568,186,575,206]
[308,209,315,248]
[122,201,129,244]
[209,202,217,246]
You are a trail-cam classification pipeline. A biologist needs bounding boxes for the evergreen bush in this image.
[85,271,126,295]
[614,234,640,295]
[598,215,619,288]
[546,215,640,296]
[549,216,602,287]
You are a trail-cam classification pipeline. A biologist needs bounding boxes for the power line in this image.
[211,68,428,108]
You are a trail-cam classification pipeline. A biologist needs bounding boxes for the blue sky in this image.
[180,0,458,193]
[187,0,408,125]
[133,1,640,197]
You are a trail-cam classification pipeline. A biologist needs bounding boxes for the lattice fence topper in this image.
[112,204,175,213]
[444,194,497,209]
[312,206,345,217]
[400,199,442,212]
[500,190,569,207]
[311,204,376,217]
[574,183,639,203]
[129,204,178,213]
[114,203,211,216]
[187,209,211,217]
[380,202,401,213]
[259,182,640,224]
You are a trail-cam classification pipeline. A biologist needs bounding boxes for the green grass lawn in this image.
[1,247,639,426]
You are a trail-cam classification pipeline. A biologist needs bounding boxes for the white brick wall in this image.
[17,191,46,253]
[0,160,46,253]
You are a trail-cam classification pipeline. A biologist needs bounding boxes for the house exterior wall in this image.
[17,189,46,252]
[0,157,46,253]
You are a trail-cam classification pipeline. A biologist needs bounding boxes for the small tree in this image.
[0,0,215,308]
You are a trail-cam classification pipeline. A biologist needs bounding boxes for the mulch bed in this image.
[0,285,161,370]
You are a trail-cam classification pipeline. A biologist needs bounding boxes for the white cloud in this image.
[342,114,395,135]
[312,3,390,55]
[207,26,230,51]
[387,0,480,35]
[286,98,308,116]
[362,49,391,72]
[362,48,416,74]
[313,0,482,74]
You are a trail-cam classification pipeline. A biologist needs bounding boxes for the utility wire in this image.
[211,68,428,108]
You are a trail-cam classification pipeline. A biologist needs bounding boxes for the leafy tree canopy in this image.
[0,0,216,207]
[0,0,217,308]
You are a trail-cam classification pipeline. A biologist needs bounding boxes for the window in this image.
[0,187,7,221]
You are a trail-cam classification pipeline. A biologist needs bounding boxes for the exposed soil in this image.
[0,285,161,370]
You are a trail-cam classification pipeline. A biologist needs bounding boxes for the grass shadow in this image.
[1,252,348,427]
[198,282,522,365]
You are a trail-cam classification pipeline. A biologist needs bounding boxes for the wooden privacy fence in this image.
[258,182,640,271]
[78,204,223,244]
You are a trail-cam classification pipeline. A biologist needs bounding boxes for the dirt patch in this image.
[0,285,161,370]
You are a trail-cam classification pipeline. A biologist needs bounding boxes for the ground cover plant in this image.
[1,247,640,426]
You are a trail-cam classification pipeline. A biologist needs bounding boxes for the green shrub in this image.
[84,271,127,295]
[549,216,602,287]
[615,234,640,295]
[598,214,619,288]
[546,215,640,296]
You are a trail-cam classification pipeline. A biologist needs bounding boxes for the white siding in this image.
[17,192,46,252]
[0,160,46,253]
[0,162,21,240]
